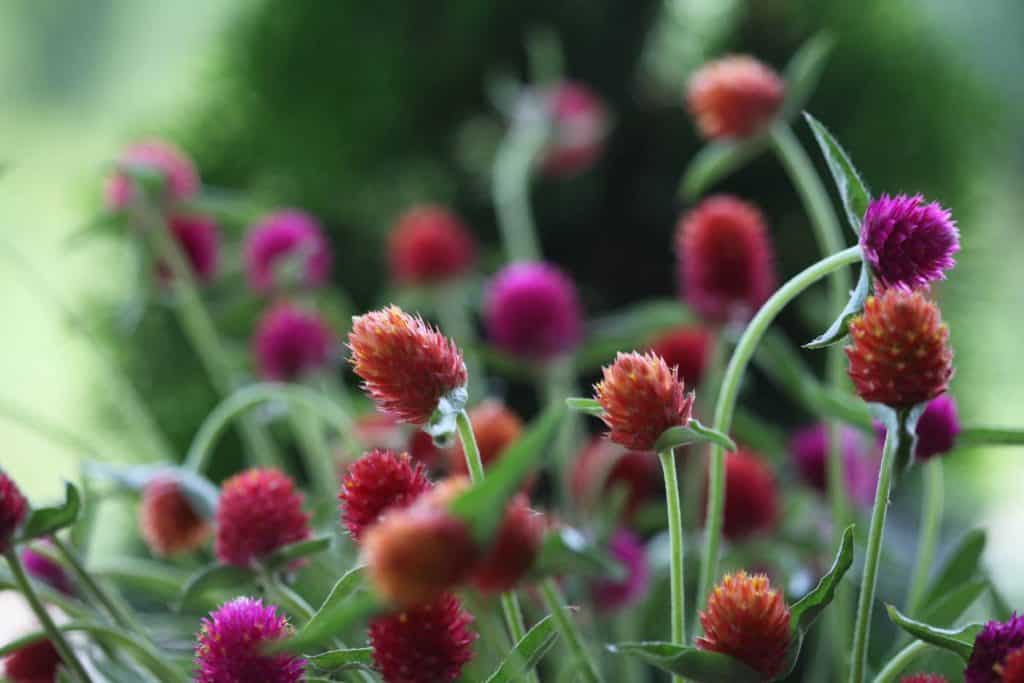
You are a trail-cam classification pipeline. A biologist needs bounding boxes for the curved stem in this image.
[849,417,898,683]
[539,578,603,683]
[906,461,944,615]
[51,536,141,634]
[658,449,686,683]
[493,123,546,262]
[4,549,92,682]
[871,640,931,683]
[697,245,862,611]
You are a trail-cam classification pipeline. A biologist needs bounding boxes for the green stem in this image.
[658,449,686,683]
[871,640,931,683]
[435,283,484,404]
[849,417,899,683]
[539,578,603,683]
[906,460,944,615]
[262,574,315,623]
[956,426,1024,447]
[4,550,92,683]
[541,360,579,508]
[51,536,140,634]
[493,123,547,262]
[697,245,862,612]
[290,393,338,501]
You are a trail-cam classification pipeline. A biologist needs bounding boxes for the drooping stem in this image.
[905,460,944,615]
[849,416,899,683]
[493,122,547,262]
[697,246,862,611]
[871,640,931,683]
[4,549,92,683]
[51,536,141,634]
[539,578,603,683]
[658,448,686,683]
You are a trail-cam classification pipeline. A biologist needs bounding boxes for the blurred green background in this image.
[1,0,1022,621]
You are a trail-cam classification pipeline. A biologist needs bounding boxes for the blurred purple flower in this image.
[243,210,332,294]
[965,613,1024,683]
[874,395,961,462]
[253,302,333,382]
[789,424,879,507]
[21,544,74,596]
[590,529,651,612]
[194,597,305,683]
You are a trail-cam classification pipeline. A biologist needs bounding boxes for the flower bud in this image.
[388,205,477,285]
[243,209,332,294]
[215,468,311,568]
[158,214,220,284]
[369,593,476,683]
[540,81,608,177]
[139,477,210,557]
[339,449,432,542]
[21,543,74,595]
[194,597,305,683]
[105,139,199,210]
[0,472,28,554]
[4,640,62,683]
[686,56,784,140]
[861,194,959,292]
[590,529,651,612]
[252,302,333,382]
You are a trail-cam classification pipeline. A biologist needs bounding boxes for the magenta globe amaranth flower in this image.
[590,529,651,612]
[243,209,332,293]
[861,194,959,291]
[194,597,305,683]
[484,261,583,360]
[789,424,879,507]
[157,214,221,284]
[252,302,334,381]
[965,613,1024,683]
[105,139,200,210]
[21,544,74,595]
[875,394,962,462]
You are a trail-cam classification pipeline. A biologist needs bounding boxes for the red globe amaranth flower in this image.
[676,196,776,323]
[243,209,332,294]
[966,614,1024,683]
[22,544,74,595]
[252,302,333,381]
[569,438,660,521]
[861,194,959,292]
[139,477,210,557]
[540,81,608,177]
[649,325,714,387]
[449,400,523,478]
[686,56,784,140]
[470,495,544,594]
[349,306,468,425]
[595,352,695,451]
[846,290,954,408]
[194,597,305,683]
[590,529,652,612]
[704,450,779,540]
[158,214,220,284]
[388,206,477,284]
[105,139,199,210]
[788,424,879,507]
[483,262,583,360]
[369,593,476,683]
[4,640,61,683]
[339,449,433,542]
[697,571,792,680]
[0,472,28,554]
[1000,646,1024,682]
[215,468,311,568]
[900,676,949,683]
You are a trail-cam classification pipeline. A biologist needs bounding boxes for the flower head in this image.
[243,209,332,294]
[369,593,476,683]
[1000,646,1024,682]
[913,394,961,460]
[846,289,954,408]
[540,81,608,177]
[194,597,305,683]
[105,139,199,209]
[569,438,660,521]
[861,194,959,292]
[21,543,74,595]
[484,262,583,360]
[704,450,779,540]
[789,424,879,507]
[595,352,695,451]
[900,676,949,683]
[0,472,28,554]
[252,302,333,381]
[686,56,785,140]
[139,476,211,557]
[4,640,61,683]
[159,214,220,283]
[676,196,776,323]
[966,614,1024,683]
[388,205,477,284]
[470,494,544,594]
[649,326,714,387]
[449,400,523,478]
[697,571,792,680]
[349,306,468,425]
[339,449,433,542]
[590,529,651,612]
[215,468,311,568]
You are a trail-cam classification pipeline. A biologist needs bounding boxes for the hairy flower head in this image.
[388,205,477,284]
[861,194,959,292]
[243,209,332,293]
[139,477,210,557]
[339,449,433,542]
[686,56,784,140]
[369,593,476,683]
[194,597,305,683]
[215,468,311,568]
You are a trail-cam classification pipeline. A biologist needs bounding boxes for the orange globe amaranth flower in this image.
[595,352,695,451]
[339,449,433,542]
[139,477,211,556]
[846,289,954,408]
[470,495,545,594]
[449,400,523,477]
[697,572,792,680]
[349,306,468,425]
[686,56,784,140]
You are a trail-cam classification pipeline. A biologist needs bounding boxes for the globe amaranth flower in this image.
[595,351,695,452]
[676,195,776,323]
[252,302,333,382]
[900,676,949,683]
[789,424,879,507]
[649,325,715,387]
[448,400,523,478]
[4,640,62,683]
[139,476,211,557]
[697,571,792,680]
[569,438,660,521]
[590,529,651,612]
[243,209,332,294]
[704,450,779,540]
[369,593,476,683]
[105,139,199,210]
[339,449,433,542]
[874,394,962,462]
[388,205,477,284]
[861,194,959,292]
[194,597,305,683]
[0,471,28,553]
[686,56,785,140]
[215,468,311,568]
[1000,646,1024,682]
[349,306,468,425]
[966,614,1024,683]
[846,289,954,408]
[21,543,74,595]
[483,261,583,360]
[470,494,544,594]
[157,214,220,284]
[539,81,608,177]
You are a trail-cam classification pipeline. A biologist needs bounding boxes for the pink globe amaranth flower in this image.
[139,477,211,557]
[388,205,477,285]
[4,639,62,683]
[252,302,334,382]
[157,214,221,284]
[966,614,1024,683]
[339,449,433,542]
[676,196,776,324]
[215,468,311,568]
[875,394,962,462]
[21,543,74,595]
[789,424,879,507]
[649,325,715,387]
[686,56,785,140]
[861,194,960,292]
[105,139,199,210]
[540,81,608,177]
[194,597,305,683]
[243,209,332,294]
[369,593,476,683]
[484,262,583,360]
[590,529,651,612]
[0,472,28,554]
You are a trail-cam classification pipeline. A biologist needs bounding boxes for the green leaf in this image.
[90,557,193,602]
[486,615,559,683]
[918,579,988,629]
[565,398,604,417]
[803,259,869,349]
[17,482,81,542]
[803,112,872,236]
[307,646,374,672]
[273,592,379,655]
[680,137,769,200]
[885,605,981,662]
[608,642,760,682]
[991,583,1015,622]
[177,564,255,610]
[305,565,366,632]
[780,33,835,120]
[425,386,468,444]
[264,536,331,572]
[790,524,856,633]
[531,527,623,580]
[653,419,736,452]
[922,529,987,609]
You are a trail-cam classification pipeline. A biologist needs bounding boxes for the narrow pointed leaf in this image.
[566,398,604,417]
[178,564,255,610]
[919,579,988,628]
[485,615,559,683]
[264,536,331,572]
[305,565,366,632]
[272,592,379,654]
[886,605,981,661]
[803,258,869,349]
[680,137,768,200]
[531,527,623,580]
[922,529,986,609]
[17,482,81,542]
[91,557,193,602]
[790,524,856,633]
[780,33,835,119]
[803,112,871,236]
[653,420,736,452]
[307,647,374,671]
[608,642,760,682]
